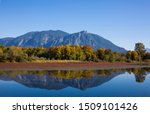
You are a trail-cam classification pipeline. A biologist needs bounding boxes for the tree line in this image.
[0,43,150,62]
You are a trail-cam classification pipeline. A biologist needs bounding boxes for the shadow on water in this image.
[0,68,150,90]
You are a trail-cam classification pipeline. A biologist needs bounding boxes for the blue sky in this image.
[0,0,150,50]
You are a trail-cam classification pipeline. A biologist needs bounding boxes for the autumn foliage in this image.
[0,43,149,62]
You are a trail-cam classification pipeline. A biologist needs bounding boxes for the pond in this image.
[0,68,150,97]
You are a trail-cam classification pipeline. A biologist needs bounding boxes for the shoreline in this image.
[0,62,150,70]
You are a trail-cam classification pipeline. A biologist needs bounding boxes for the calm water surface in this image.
[0,68,150,97]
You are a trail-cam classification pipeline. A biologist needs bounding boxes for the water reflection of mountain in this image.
[0,68,150,90]
[0,70,124,90]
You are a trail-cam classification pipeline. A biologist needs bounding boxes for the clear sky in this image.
[0,0,150,50]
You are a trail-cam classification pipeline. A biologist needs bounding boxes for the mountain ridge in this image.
[0,30,126,52]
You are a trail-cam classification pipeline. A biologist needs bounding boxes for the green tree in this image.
[144,53,150,60]
[97,48,112,62]
[135,43,146,61]
[48,46,56,60]
[70,46,77,60]
[135,43,145,51]
[131,51,139,61]
[0,47,4,62]
[96,48,105,61]
[109,53,115,62]
[75,45,85,60]
[126,51,132,62]
[3,46,28,62]
[82,45,95,61]
[64,45,71,60]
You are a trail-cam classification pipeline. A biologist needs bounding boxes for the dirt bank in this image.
[0,62,149,70]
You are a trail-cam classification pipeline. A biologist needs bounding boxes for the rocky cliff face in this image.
[0,30,126,52]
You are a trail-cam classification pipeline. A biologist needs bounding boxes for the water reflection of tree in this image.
[0,69,119,79]
[0,68,150,82]
[49,70,93,79]
[132,68,147,83]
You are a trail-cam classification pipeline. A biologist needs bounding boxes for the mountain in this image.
[56,31,126,52]
[0,37,14,45]
[0,30,69,47]
[146,48,150,52]
[0,30,126,52]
